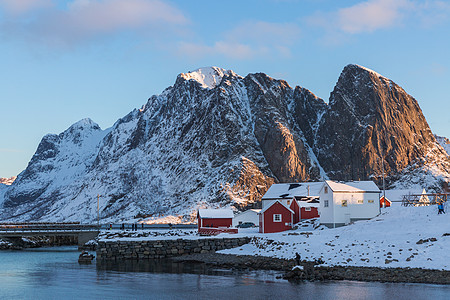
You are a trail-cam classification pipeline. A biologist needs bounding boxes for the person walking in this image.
[438,202,445,214]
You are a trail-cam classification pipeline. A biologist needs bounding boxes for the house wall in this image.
[199,218,232,229]
[321,190,380,227]
[261,202,293,233]
[232,211,259,227]
[300,207,319,219]
[319,187,334,225]
[290,200,300,224]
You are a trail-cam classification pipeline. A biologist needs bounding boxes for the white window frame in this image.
[273,214,282,222]
[305,207,311,211]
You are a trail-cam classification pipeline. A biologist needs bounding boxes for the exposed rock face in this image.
[315,64,449,187]
[0,65,448,222]
[0,177,16,186]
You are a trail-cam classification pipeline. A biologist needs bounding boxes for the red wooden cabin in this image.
[259,200,294,233]
[197,209,235,235]
[379,196,392,208]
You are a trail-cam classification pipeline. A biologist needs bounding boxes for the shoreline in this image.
[0,236,78,250]
[172,253,450,285]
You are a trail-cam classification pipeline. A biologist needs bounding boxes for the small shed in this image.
[298,199,320,219]
[197,209,234,231]
[379,195,392,208]
[232,209,261,227]
[259,200,294,233]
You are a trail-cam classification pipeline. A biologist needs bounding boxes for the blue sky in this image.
[1,0,449,178]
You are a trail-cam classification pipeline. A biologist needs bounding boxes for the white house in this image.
[232,209,261,227]
[261,182,323,209]
[319,180,381,228]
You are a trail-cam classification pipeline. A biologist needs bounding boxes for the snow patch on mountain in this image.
[435,135,450,156]
[179,67,237,89]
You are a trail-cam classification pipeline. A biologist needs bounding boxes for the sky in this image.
[0,0,449,178]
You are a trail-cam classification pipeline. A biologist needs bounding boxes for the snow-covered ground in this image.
[220,203,450,270]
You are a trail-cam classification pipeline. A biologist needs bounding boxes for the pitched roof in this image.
[259,200,294,214]
[297,199,320,208]
[198,209,234,219]
[262,182,323,200]
[325,181,380,193]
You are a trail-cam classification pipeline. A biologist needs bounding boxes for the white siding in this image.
[232,209,260,227]
[319,181,380,226]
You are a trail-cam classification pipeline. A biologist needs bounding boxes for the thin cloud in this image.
[307,0,450,36]
[177,21,301,60]
[0,0,53,15]
[0,0,189,48]
[337,0,411,34]
[308,0,411,34]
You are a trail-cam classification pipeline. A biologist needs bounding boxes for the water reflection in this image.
[0,247,449,300]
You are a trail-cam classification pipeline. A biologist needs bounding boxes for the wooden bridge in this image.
[0,223,100,246]
[401,193,449,207]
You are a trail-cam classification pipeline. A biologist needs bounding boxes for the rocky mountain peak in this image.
[178,67,239,89]
[316,64,448,187]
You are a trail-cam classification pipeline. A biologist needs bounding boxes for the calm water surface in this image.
[0,246,449,300]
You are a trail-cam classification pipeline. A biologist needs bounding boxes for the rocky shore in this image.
[172,253,450,285]
[0,236,77,250]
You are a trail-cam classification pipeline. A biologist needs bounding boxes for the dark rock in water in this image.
[78,251,95,264]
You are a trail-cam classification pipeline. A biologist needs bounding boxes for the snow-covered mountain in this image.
[1,65,449,223]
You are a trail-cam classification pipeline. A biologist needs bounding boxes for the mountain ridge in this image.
[1,64,448,223]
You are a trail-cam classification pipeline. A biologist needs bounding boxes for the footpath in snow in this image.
[219,204,450,271]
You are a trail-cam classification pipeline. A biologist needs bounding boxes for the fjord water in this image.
[0,247,449,300]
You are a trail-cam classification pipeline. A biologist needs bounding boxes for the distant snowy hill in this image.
[435,135,450,156]
[1,65,449,223]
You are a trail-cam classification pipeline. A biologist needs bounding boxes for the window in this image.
[342,200,348,207]
[305,207,311,211]
[357,199,364,204]
[324,186,328,194]
[324,200,329,207]
[273,214,282,222]
[368,199,374,203]
[287,200,291,206]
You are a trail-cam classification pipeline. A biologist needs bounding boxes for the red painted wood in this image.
[290,199,300,224]
[261,202,293,233]
[300,207,319,219]
[379,196,391,208]
[197,217,232,230]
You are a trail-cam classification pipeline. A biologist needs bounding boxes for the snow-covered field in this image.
[220,204,450,270]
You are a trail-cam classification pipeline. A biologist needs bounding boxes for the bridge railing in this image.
[0,223,99,232]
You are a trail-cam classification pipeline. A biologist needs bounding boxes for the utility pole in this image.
[381,157,386,208]
[97,194,101,229]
